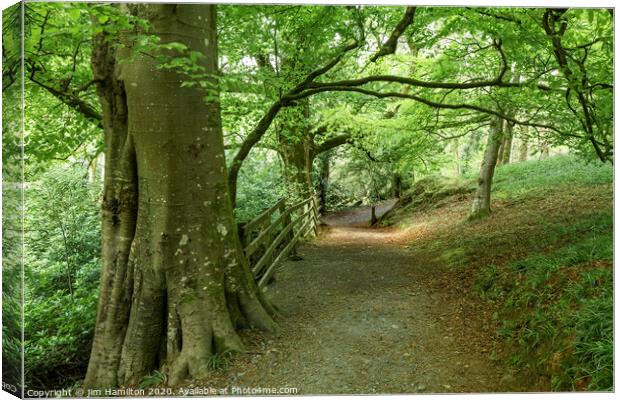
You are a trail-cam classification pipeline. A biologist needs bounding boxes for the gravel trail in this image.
[201,201,509,394]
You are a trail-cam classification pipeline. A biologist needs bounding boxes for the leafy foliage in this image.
[2,4,24,392]
[23,165,101,389]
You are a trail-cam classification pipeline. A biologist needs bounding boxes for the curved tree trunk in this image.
[85,4,275,390]
[469,116,503,220]
[84,18,136,388]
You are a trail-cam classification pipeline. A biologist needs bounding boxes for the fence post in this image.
[311,195,319,236]
[286,201,300,260]
[262,217,274,268]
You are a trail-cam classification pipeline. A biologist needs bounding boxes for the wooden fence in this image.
[238,195,319,289]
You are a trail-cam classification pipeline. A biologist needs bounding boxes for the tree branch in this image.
[369,7,416,62]
[470,8,522,25]
[305,73,552,91]
[228,38,361,206]
[288,40,359,96]
[228,100,283,206]
[290,84,586,139]
[28,74,103,128]
[312,134,352,156]
[542,8,608,162]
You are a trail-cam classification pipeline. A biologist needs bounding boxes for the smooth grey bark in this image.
[85,5,275,389]
[470,116,503,220]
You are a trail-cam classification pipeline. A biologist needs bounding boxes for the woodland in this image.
[1,1,614,395]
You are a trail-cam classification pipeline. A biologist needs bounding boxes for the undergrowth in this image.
[473,156,613,391]
[474,217,612,390]
[139,370,167,389]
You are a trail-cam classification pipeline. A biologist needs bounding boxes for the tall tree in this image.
[470,115,503,220]
[84,4,275,389]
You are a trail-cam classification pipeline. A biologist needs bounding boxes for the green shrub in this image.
[24,165,102,389]
[234,149,286,222]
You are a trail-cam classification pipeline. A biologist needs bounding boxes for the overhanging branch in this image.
[312,134,352,156]
[290,85,590,141]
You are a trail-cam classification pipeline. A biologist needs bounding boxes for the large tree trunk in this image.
[281,140,313,201]
[84,4,275,390]
[84,18,136,389]
[469,116,503,220]
[277,104,314,202]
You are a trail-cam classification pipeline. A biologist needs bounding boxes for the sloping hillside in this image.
[380,155,613,391]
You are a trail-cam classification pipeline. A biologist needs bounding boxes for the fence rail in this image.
[239,194,319,288]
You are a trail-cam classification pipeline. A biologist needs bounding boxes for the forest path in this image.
[206,201,508,394]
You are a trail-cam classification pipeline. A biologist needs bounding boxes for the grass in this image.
[490,155,612,200]
[206,350,235,372]
[389,155,613,391]
[136,350,235,389]
[139,370,167,389]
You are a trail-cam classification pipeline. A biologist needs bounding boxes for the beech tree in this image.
[470,115,503,219]
[83,4,275,389]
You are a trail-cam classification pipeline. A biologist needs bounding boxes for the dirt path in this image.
[204,201,508,394]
